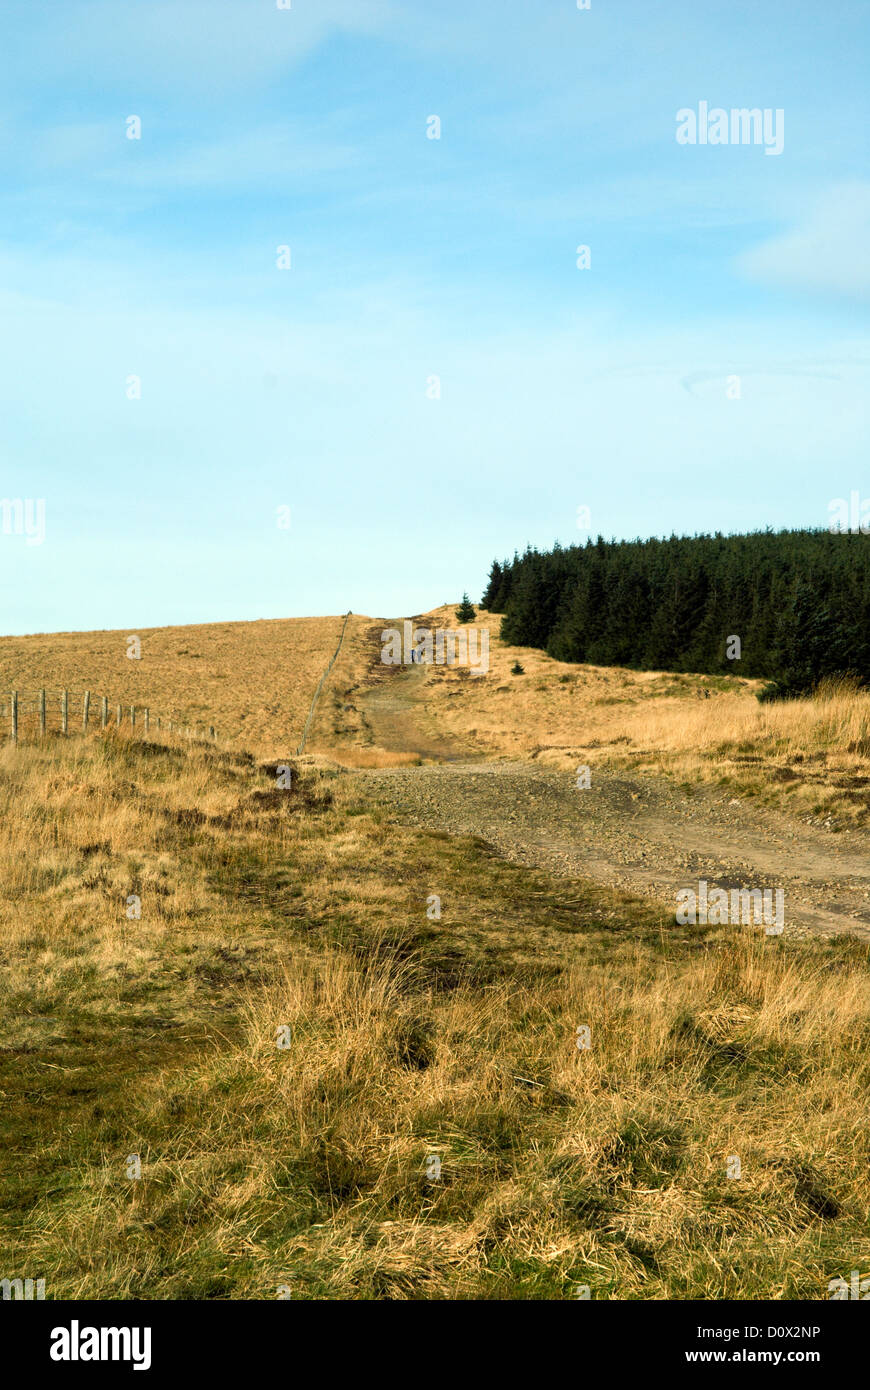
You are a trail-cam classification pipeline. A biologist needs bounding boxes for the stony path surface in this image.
[353,653,870,941]
[357,760,870,942]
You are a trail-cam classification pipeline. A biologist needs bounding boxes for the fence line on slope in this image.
[2,687,217,745]
[296,611,352,754]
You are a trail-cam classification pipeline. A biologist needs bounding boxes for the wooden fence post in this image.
[39,688,46,737]
[61,689,68,734]
[130,706,135,730]
[209,726,215,739]
[101,696,108,729]
[83,691,90,730]
[11,691,18,744]
[144,708,149,733]
[116,704,122,728]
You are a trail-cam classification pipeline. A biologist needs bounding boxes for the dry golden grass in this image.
[4,604,868,821]
[602,676,870,819]
[0,614,375,756]
[2,603,867,1300]
[325,747,423,768]
[1,728,867,1300]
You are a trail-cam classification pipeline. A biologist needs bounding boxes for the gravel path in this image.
[352,654,870,941]
[358,760,870,941]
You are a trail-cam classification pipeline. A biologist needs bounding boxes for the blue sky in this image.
[1,0,867,633]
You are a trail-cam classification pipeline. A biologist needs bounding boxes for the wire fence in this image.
[1,687,217,745]
[296,611,352,754]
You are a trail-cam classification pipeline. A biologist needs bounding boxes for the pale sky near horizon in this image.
[0,0,867,634]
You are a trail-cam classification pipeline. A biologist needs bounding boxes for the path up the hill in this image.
[357,659,870,942]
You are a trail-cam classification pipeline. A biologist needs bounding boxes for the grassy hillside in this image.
[1,728,867,1299]
[0,614,374,755]
[4,605,870,823]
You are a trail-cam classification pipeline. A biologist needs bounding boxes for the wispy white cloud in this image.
[1,0,395,98]
[738,182,870,303]
[101,124,362,192]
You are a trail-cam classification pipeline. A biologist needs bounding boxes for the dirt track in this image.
[358,662,472,761]
[358,664,870,942]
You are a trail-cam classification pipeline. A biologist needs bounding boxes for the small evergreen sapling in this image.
[455,593,476,623]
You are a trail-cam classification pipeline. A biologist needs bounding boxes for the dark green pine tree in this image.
[481,560,503,610]
[455,592,476,623]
